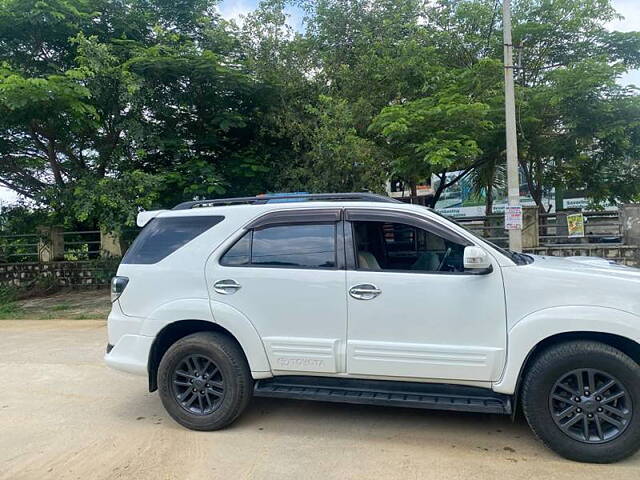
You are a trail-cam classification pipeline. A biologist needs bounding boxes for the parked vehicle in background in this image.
[106,193,640,463]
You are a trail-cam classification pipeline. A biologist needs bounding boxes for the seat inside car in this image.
[410,232,446,271]
[358,251,381,270]
[353,221,384,270]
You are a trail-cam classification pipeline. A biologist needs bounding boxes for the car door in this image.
[344,208,507,382]
[206,208,348,374]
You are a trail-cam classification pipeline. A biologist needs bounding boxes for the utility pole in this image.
[503,0,523,251]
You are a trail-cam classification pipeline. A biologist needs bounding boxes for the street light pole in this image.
[503,0,523,251]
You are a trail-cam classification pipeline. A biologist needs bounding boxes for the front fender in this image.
[493,305,640,394]
[140,298,271,375]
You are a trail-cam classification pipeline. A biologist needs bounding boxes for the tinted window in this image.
[122,216,224,264]
[220,231,251,266]
[353,221,465,273]
[252,224,336,268]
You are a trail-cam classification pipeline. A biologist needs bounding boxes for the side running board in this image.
[254,376,511,415]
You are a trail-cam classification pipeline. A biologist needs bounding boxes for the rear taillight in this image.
[111,276,129,303]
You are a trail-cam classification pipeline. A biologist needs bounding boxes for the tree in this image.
[280,95,388,192]
[0,0,278,231]
[369,70,493,206]
[2,0,639,228]
[424,0,640,211]
[301,0,438,130]
[510,0,640,210]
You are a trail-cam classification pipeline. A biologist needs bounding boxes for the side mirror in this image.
[464,246,493,274]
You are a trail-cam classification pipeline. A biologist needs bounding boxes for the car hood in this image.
[527,254,640,282]
[502,254,640,323]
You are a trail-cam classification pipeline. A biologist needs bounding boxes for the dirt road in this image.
[1,320,639,479]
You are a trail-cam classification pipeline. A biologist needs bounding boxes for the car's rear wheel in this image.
[158,331,253,431]
[522,341,640,463]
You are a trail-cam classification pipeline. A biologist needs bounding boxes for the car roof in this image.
[172,192,397,209]
[155,200,428,219]
[137,194,432,226]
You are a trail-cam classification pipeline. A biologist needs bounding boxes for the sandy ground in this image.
[1,320,639,480]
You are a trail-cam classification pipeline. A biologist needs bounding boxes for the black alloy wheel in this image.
[172,354,226,415]
[549,368,632,443]
[521,341,640,463]
[158,331,253,431]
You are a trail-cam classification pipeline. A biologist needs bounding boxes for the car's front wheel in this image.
[522,340,640,463]
[158,331,253,431]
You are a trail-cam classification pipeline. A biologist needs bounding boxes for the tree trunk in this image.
[427,173,448,208]
[485,184,494,216]
[409,182,418,204]
[47,141,64,187]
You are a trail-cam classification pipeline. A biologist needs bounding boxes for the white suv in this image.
[105,193,640,463]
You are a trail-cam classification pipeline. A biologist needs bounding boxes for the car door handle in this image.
[213,279,242,295]
[349,284,381,300]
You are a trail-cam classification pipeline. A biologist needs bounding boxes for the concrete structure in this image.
[37,226,64,262]
[0,260,117,288]
[521,207,539,249]
[621,204,640,247]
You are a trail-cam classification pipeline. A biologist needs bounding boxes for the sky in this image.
[1,0,638,206]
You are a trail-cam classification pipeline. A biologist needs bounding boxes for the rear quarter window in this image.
[122,216,224,264]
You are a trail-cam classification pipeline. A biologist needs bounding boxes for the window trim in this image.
[344,209,471,247]
[218,219,344,271]
[344,209,489,276]
[246,208,341,230]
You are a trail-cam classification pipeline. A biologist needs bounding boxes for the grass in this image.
[49,303,73,311]
[0,301,22,319]
[0,289,111,320]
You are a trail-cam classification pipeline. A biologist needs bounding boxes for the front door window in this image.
[352,221,466,273]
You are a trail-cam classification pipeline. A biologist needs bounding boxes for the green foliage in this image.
[0,283,17,304]
[421,0,640,210]
[63,171,161,231]
[370,91,492,194]
[281,95,388,192]
[0,0,639,228]
[0,0,276,230]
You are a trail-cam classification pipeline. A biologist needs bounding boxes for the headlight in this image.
[111,276,129,303]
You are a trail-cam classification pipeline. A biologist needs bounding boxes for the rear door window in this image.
[220,223,337,269]
[122,216,224,264]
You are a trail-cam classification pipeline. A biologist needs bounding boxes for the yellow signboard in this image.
[567,213,585,238]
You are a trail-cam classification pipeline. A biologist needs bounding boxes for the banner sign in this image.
[504,205,523,230]
[567,213,585,238]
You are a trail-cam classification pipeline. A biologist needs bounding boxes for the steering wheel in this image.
[436,247,452,272]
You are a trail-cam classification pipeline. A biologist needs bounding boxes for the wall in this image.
[525,245,640,268]
[0,260,119,288]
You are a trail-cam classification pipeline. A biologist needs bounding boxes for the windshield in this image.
[425,207,534,266]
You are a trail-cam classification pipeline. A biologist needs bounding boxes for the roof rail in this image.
[172,192,400,210]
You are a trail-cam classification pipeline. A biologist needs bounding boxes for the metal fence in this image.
[0,233,40,262]
[61,230,102,260]
[0,228,139,263]
[455,210,622,248]
[538,211,621,245]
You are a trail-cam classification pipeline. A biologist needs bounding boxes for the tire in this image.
[158,331,253,431]
[522,341,640,463]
